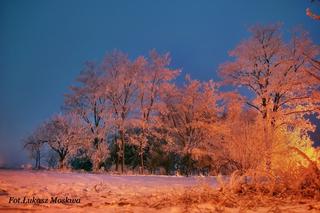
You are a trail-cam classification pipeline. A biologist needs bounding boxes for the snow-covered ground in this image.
[0,169,319,212]
[0,169,217,212]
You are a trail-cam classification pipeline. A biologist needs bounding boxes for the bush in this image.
[70,156,93,171]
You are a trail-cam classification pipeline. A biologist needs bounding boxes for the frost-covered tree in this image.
[219,24,320,170]
[42,114,84,169]
[64,62,109,171]
[272,126,320,171]
[131,50,179,173]
[23,125,47,169]
[222,96,266,172]
[100,50,145,173]
[160,75,221,175]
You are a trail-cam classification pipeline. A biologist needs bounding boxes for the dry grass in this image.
[133,165,320,212]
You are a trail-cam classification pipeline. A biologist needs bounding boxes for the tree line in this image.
[23,24,320,175]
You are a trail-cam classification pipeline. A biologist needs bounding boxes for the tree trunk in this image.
[119,131,125,174]
[140,152,144,174]
[36,149,41,169]
[35,152,38,169]
[58,155,65,169]
[116,153,119,172]
[264,112,274,172]
[57,149,68,170]
[121,142,124,174]
[139,140,144,174]
[264,124,271,171]
[35,154,38,169]
[59,159,64,169]
[115,136,119,172]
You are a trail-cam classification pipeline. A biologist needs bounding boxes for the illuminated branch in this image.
[306,8,320,20]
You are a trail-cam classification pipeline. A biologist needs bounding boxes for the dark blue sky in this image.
[1,0,319,167]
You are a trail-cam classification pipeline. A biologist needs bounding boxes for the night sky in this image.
[1,0,319,167]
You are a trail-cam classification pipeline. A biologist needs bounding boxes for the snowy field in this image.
[0,169,319,212]
[0,169,217,212]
